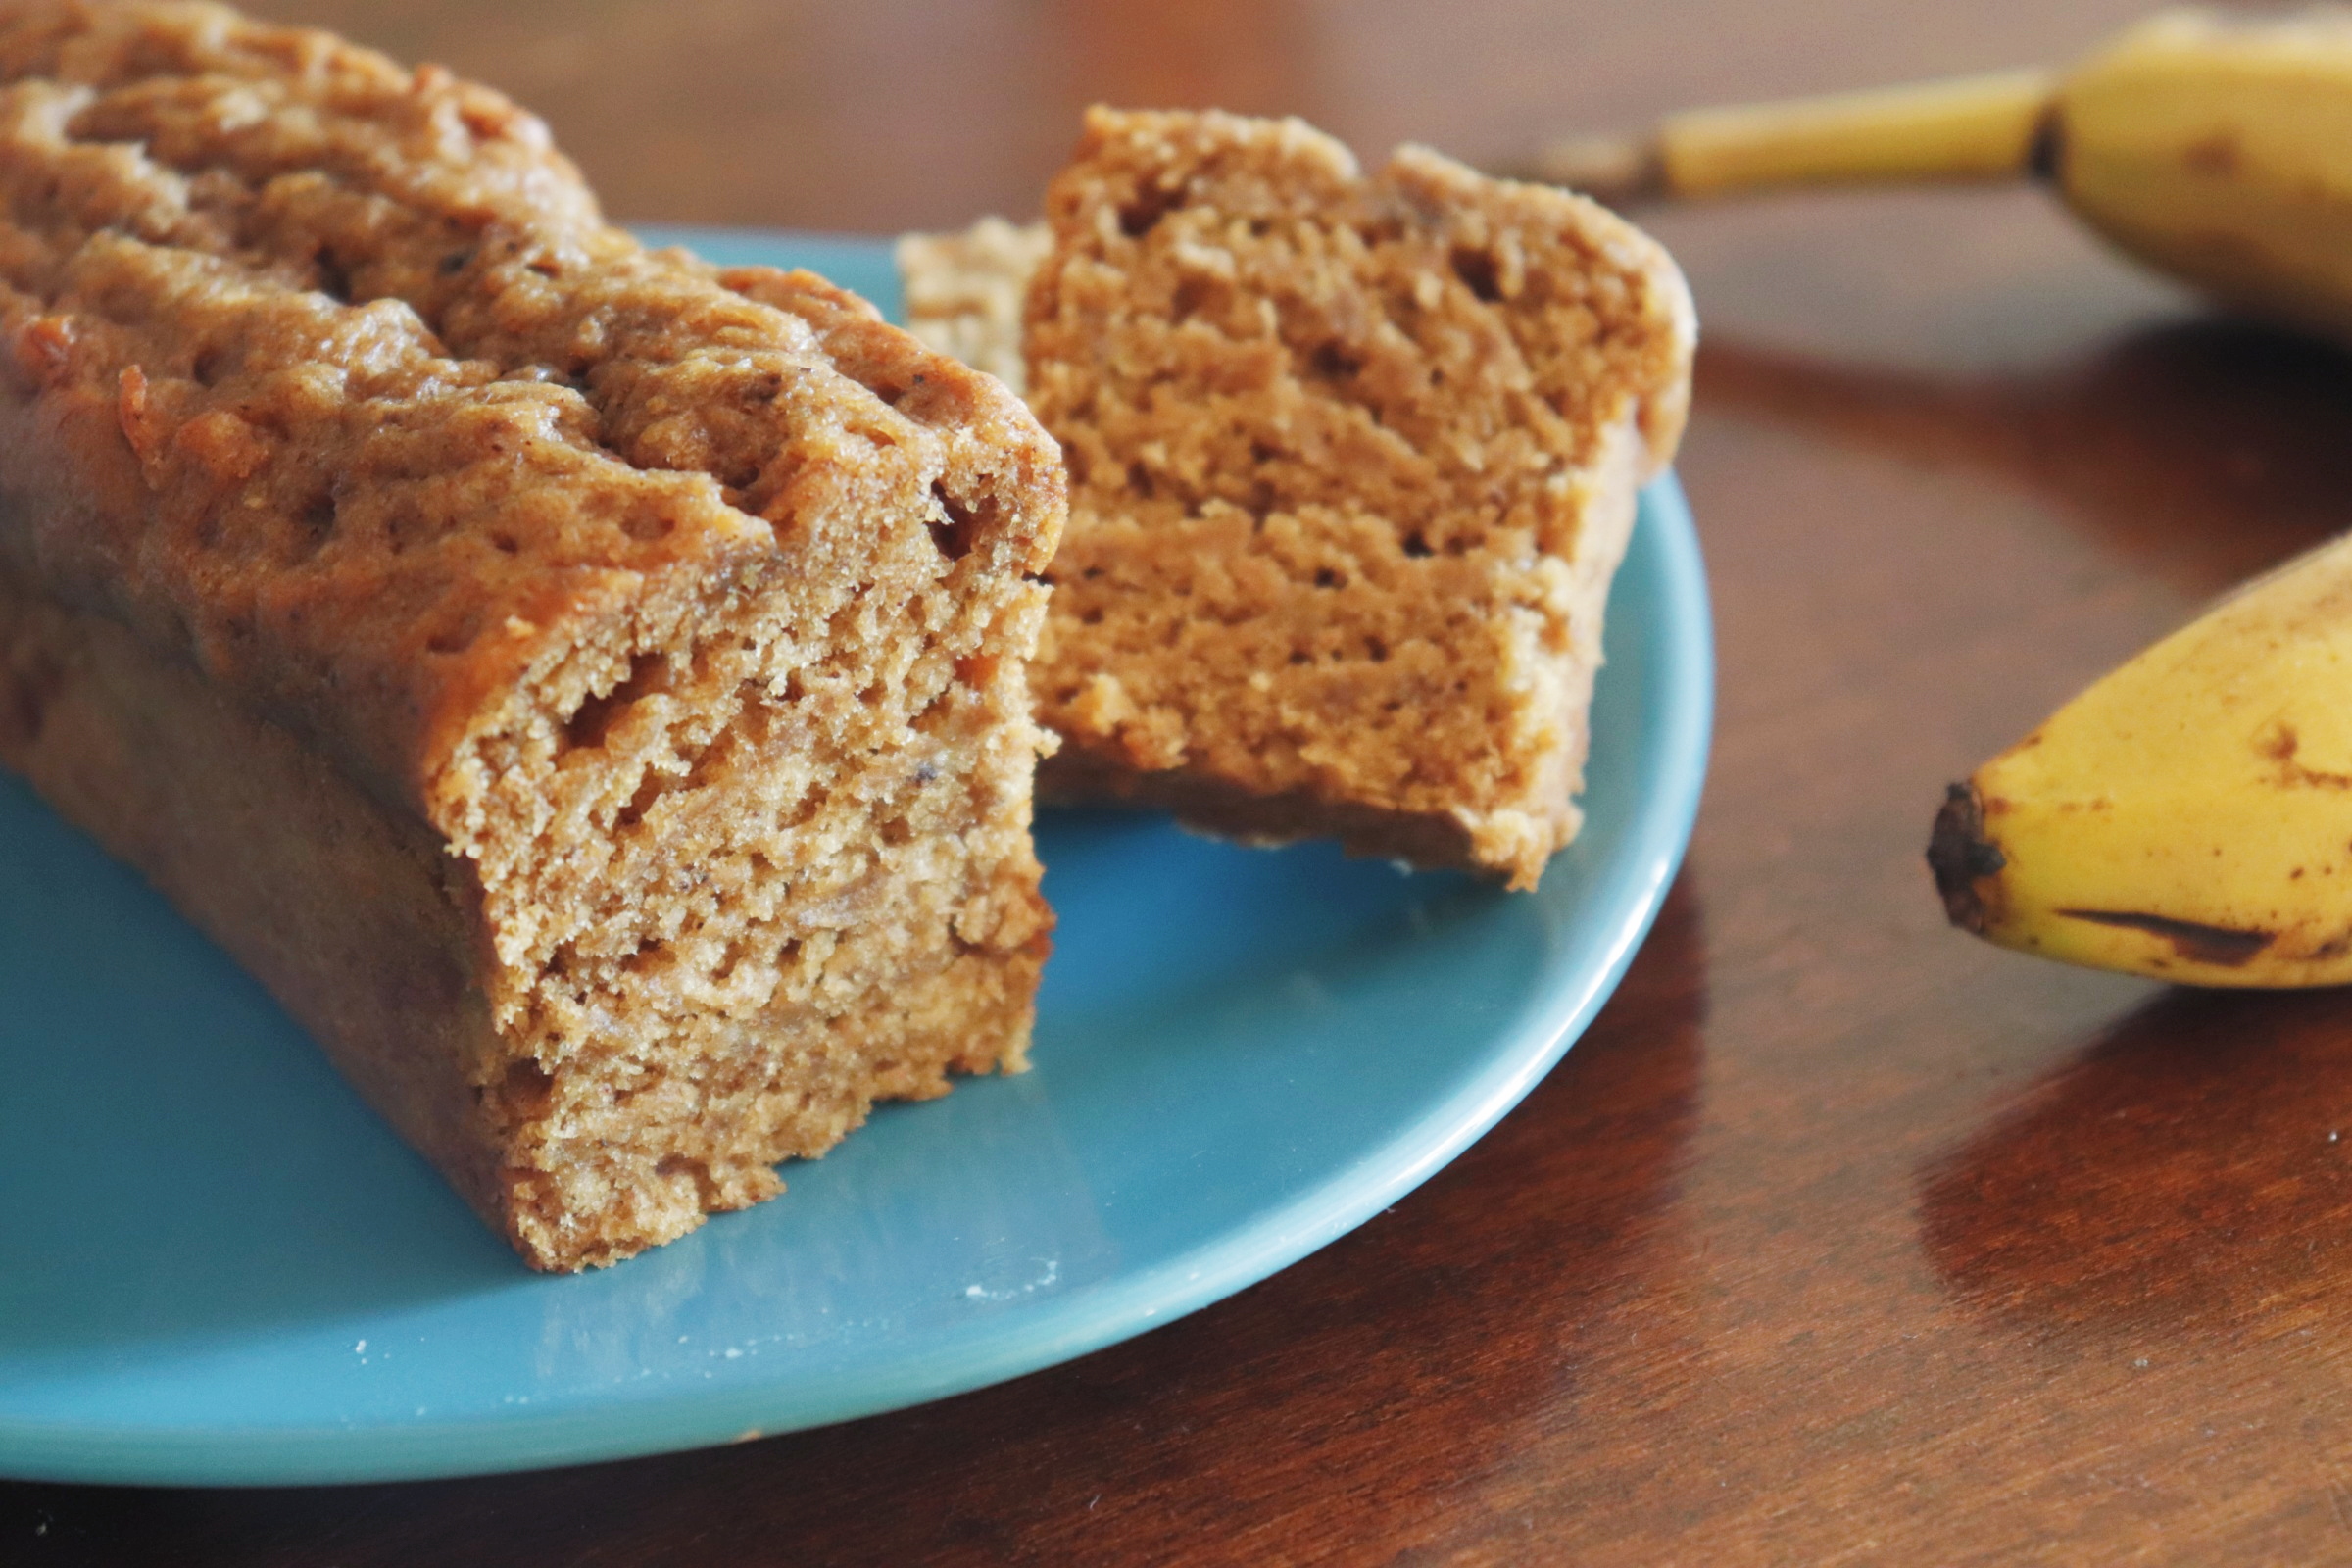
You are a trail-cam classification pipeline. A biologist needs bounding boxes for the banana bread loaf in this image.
[0,1,1063,1270]
[910,109,1694,889]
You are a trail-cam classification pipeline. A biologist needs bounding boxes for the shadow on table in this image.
[4,882,1713,1568]
[1697,318,2352,594]
[1917,985,2352,1341]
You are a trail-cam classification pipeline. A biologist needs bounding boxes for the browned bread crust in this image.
[1023,109,1692,889]
[0,0,1065,1269]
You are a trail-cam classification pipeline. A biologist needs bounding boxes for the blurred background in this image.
[247,0,2160,232]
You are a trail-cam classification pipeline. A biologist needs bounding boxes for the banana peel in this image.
[1929,532,2352,987]
[2062,9,2352,343]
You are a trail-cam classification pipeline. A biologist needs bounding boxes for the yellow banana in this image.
[1930,532,2352,987]
[1525,7,2352,344]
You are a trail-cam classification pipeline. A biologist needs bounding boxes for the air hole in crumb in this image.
[928,481,986,562]
[654,1154,709,1191]
[615,770,665,828]
[684,722,743,790]
[1288,650,1312,665]
[298,489,337,539]
[498,1057,553,1119]
[1079,606,1105,625]
[1118,182,1181,237]
[881,813,915,847]
[1450,247,1502,302]
[1402,531,1434,558]
[191,346,226,386]
[565,654,661,750]
[1314,567,1345,589]
[1310,341,1361,379]
[490,532,519,555]
[1366,636,1391,662]
[622,502,676,542]
[438,248,473,275]
[313,247,352,302]
[1125,461,1155,500]
[788,784,831,827]
[426,615,480,655]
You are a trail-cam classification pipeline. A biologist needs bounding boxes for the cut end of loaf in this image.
[450,518,1057,1269]
[434,287,1062,1272]
[1016,108,1693,890]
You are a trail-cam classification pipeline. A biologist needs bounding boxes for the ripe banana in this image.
[1929,531,2352,987]
[1525,7,2352,344]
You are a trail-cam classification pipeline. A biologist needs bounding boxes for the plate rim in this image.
[0,229,1712,1487]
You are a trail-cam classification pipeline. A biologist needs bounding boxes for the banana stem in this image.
[1522,69,2059,205]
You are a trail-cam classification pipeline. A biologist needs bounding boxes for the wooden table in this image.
[15,1,2352,1561]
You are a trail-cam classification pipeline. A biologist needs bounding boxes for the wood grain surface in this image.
[15,1,2352,1562]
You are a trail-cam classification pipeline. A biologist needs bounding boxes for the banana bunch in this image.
[1929,533,2352,986]
[1528,6,2352,344]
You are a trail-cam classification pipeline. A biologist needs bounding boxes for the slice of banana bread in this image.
[898,217,1054,397]
[1015,108,1694,889]
[0,1,1063,1270]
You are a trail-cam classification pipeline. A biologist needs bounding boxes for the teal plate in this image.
[0,230,1711,1487]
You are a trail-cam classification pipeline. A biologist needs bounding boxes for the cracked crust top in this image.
[0,0,1060,824]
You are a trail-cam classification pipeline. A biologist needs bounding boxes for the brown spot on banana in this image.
[2180,133,2241,178]
[1927,782,2004,933]
[2256,720,2352,788]
[2054,909,2275,967]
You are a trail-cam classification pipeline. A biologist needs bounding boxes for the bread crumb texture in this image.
[899,217,1052,397]
[1021,108,1693,889]
[0,0,1064,1268]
